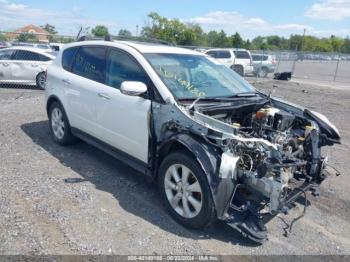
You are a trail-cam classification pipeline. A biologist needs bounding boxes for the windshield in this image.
[144,53,254,100]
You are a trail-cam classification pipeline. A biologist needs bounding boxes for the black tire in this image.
[233,65,244,76]
[158,150,216,229]
[257,67,268,78]
[36,72,46,90]
[48,102,76,145]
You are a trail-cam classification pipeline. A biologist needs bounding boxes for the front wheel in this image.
[158,151,216,229]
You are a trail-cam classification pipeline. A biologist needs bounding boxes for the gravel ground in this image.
[0,80,349,255]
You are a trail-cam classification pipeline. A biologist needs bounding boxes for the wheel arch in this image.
[46,95,62,117]
[156,133,234,218]
[157,134,218,180]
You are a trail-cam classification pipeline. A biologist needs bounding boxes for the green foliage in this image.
[118,12,350,53]
[91,25,109,37]
[231,32,244,48]
[41,24,57,42]
[17,33,38,42]
[41,24,57,35]
[0,33,7,41]
[118,29,132,37]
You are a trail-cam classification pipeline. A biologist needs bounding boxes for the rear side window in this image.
[62,47,79,71]
[0,50,14,60]
[105,48,150,89]
[71,46,106,83]
[216,51,231,58]
[234,51,251,59]
[252,55,268,61]
[13,50,40,61]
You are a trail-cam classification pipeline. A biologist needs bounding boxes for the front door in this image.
[95,48,152,163]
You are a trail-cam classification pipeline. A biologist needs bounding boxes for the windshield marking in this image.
[158,67,206,97]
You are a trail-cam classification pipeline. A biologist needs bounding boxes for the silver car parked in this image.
[252,54,277,78]
[0,47,55,89]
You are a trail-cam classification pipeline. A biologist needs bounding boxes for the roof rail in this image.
[75,34,174,46]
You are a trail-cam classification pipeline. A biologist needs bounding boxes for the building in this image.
[5,25,50,42]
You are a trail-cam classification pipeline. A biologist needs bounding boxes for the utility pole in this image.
[292,28,306,75]
[136,25,139,37]
[301,28,306,51]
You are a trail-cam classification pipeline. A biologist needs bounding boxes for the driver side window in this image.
[105,49,150,89]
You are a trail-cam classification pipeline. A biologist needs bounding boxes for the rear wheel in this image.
[48,102,75,145]
[36,72,46,90]
[158,151,216,229]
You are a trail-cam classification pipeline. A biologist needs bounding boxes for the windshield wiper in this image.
[225,91,258,98]
[183,92,260,110]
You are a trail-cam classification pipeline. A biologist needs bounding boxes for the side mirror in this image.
[120,81,147,96]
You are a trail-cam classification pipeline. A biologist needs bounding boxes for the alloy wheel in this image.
[51,107,65,140]
[164,164,203,218]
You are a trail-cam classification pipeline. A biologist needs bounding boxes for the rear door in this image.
[65,46,107,136]
[95,47,151,163]
[233,50,252,67]
[215,50,234,68]
[0,49,14,83]
[206,50,233,68]
[12,50,50,83]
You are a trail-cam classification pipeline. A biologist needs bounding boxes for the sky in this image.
[0,0,349,39]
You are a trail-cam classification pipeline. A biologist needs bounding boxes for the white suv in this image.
[205,48,254,76]
[45,39,340,243]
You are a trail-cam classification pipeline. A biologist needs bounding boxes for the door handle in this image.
[98,93,111,100]
[31,64,39,67]
[61,78,71,85]
[2,63,9,67]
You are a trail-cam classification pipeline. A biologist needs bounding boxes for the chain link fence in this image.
[1,31,350,90]
[250,50,350,83]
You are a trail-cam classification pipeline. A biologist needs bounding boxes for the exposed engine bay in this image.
[181,96,340,242]
[208,105,321,213]
[153,93,340,243]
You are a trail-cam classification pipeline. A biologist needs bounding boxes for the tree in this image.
[342,37,350,53]
[0,33,7,41]
[41,24,57,35]
[118,29,132,37]
[139,13,350,53]
[231,32,244,48]
[41,24,57,42]
[17,33,38,42]
[91,25,109,37]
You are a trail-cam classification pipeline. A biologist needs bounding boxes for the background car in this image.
[251,54,277,77]
[0,47,55,89]
[0,41,10,49]
[11,42,52,52]
[49,43,65,52]
[205,48,254,76]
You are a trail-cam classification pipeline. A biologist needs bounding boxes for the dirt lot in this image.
[0,80,350,255]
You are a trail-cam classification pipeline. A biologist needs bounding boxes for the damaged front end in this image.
[153,94,340,243]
